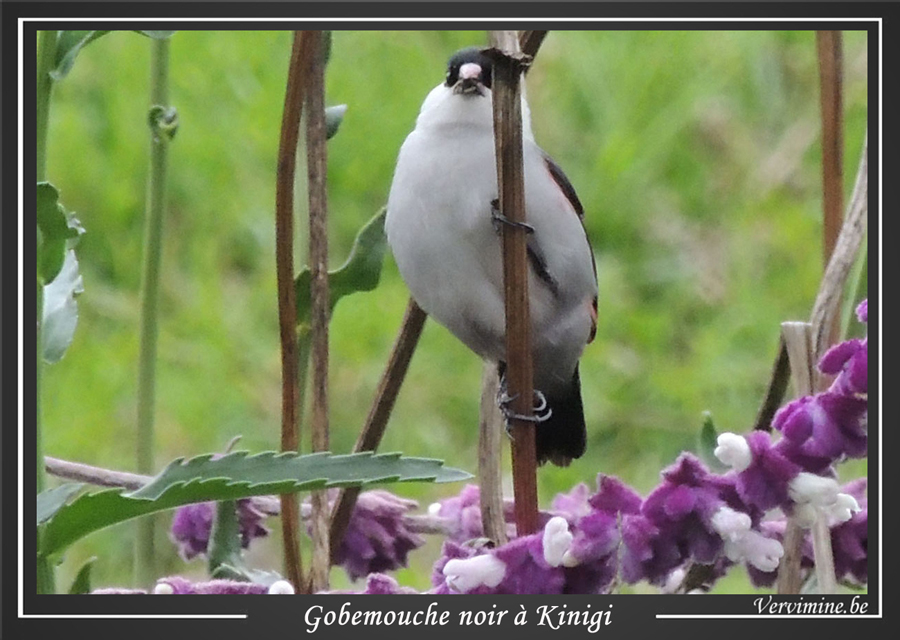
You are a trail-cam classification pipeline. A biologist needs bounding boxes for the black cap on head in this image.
[445,46,493,89]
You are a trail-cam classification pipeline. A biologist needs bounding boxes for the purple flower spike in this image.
[773,393,867,468]
[169,500,270,561]
[820,339,868,396]
[735,431,801,512]
[170,502,215,560]
[360,573,420,594]
[430,540,486,592]
[331,490,426,580]
[589,474,644,515]
[619,513,668,584]
[153,576,270,595]
[641,455,724,567]
[551,482,593,521]
[491,532,567,594]
[856,299,867,323]
[429,484,490,543]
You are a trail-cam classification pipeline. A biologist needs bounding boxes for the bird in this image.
[385,46,598,466]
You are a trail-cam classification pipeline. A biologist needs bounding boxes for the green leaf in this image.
[42,248,84,363]
[39,451,470,560]
[36,183,83,285]
[698,411,726,472]
[51,31,110,80]
[136,30,177,40]
[295,208,387,329]
[325,104,347,140]
[67,556,97,594]
[207,500,242,578]
[37,482,85,524]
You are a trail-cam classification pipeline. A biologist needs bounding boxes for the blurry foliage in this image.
[41,29,868,592]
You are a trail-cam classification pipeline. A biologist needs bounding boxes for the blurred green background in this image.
[41,29,868,593]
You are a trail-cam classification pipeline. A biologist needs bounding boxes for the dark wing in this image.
[542,151,586,220]
[539,150,598,343]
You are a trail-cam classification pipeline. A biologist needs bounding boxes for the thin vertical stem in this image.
[35,30,58,183]
[777,322,839,595]
[275,30,315,592]
[816,30,844,358]
[327,299,426,561]
[776,321,814,594]
[488,30,539,536]
[134,35,172,588]
[305,30,331,594]
[478,362,508,544]
[35,28,58,596]
[518,31,548,61]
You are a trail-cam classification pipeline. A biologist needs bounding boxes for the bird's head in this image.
[445,47,493,98]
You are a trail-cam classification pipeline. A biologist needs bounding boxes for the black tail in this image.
[498,363,588,467]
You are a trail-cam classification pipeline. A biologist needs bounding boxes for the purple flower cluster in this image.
[149,302,867,596]
[169,489,424,582]
[422,301,868,594]
[91,577,295,595]
[169,499,270,561]
[321,489,426,580]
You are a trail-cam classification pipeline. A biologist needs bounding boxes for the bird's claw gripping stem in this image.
[497,388,552,439]
[491,198,534,235]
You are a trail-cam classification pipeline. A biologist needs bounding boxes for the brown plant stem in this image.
[519,31,548,60]
[487,30,539,536]
[305,30,331,594]
[817,30,844,360]
[275,29,315,593]
[479,362,508,544]
[327,299,427,561]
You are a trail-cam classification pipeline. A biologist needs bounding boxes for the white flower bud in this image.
[827,493,861,526]
[443,554,505,593]
[267,580,295,594]
[714,433,752,472]
[542,516,573,567]
[152,582,174,595]
[711,505,752,539]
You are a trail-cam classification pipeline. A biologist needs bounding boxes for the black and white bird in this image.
[386,47,598,466]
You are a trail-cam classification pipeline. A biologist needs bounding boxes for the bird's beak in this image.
[453,62,487,96]
[454,77,485,96]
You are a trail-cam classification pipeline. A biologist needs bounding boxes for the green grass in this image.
[40,29,868,593]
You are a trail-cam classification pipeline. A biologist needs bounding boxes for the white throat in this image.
[415,78,535,141]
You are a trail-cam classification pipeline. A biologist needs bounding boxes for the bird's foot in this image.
[491,198,534,235]
[497,387,553,439]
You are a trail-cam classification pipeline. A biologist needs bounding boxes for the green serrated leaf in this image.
[52,31,110,80]
[136,30,177,40]
[325,104,347,140]
[67,556,97,594]
[207,500,242,578]
[37,482,85,524]
[39,451,470,560]
[36,183,83,285]
[42,249,84,363]
[295,208,387,329]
